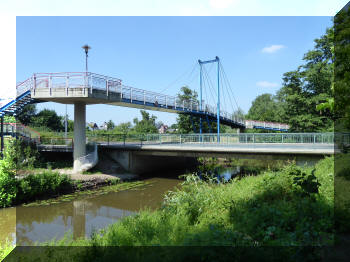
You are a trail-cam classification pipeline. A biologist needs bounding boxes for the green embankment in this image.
[5,156,340,262]
[0,240,14,262]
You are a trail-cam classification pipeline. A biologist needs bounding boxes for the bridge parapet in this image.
[17,72,245,127]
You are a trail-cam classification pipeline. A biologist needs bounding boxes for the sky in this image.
[1,0,349,126]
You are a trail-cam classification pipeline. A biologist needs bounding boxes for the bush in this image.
[0,159,17,208]
[65,157,334,250]
[16,172,74,204]
[0,239,14,262]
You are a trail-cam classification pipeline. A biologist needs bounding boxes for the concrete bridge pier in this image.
[73,102,86,171]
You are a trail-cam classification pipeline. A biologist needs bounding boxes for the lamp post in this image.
[82,44,91,73]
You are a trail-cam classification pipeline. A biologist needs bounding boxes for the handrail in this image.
[14,72,294,130]
[87,132,345,145]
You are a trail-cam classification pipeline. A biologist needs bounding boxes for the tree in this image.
[246,94,283,122]
[258,27,335,132]
[31,109,64,131]
[106,120,115,130]
[334,7,350,131]
[17,104,36,126]
[115,122,132,134]
[133,110,158,134]
[67,119,74,132]
[176,86,215,133]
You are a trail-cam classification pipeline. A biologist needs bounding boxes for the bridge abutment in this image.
[73,102,86,171]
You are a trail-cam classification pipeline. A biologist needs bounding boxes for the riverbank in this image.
[0,241,13,262]
[4,156,338,262]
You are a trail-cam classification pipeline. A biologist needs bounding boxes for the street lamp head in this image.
[82,44,91,55]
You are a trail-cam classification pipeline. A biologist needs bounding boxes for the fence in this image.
[86,132,344,146]
[16,72,245,126]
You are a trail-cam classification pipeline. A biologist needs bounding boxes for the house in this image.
[87,122,99,131]
[158,124,168,134]
[99,122,108,130]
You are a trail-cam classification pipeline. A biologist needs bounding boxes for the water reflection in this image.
[14,178,180,245]
[0,207,16,245]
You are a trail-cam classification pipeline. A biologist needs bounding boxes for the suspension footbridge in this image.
[1,57,294,171]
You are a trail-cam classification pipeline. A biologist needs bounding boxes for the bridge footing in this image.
[73,102,86,172]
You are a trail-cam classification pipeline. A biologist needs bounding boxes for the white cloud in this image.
[256,81,279,88]
[261,44,285,53]
[209,0,238,9]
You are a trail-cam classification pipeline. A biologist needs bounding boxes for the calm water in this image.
[0,177,181,246]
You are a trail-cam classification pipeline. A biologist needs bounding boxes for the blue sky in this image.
[16,16,333,125]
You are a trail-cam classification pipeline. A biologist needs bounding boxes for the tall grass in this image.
[69,157,334,248]
[4,157,338,261]
[0,240,14,262]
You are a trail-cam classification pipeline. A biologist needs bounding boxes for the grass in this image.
[0,240,14,262]
[10,157,332,260]
[2,156,342,261]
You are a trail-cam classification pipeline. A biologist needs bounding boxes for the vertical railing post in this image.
[49,76,52,96]
[66,74,69,96]
[143,90,146,105]
[165,96,168,108]
[130,88,133,103]
[33,74,37,95]
[90,73,93,94]
[253,134,255,143]
[175,98,177,109]
[183,100,185,110]
[313,134,315,143]
[106,78,109,96]
[120,85,123,99]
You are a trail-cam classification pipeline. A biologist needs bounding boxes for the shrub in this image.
[0,159,17,208]
[16,172,74,203]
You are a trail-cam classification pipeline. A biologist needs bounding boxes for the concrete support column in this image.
[73,102,86,170]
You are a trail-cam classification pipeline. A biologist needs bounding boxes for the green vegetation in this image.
[334,7,350,131]
[132,110,158,134]
[246,93,284,123]
[7,157,334,262]
[0,240,14,262]
[247,28,334,132]
[22,180,149,207]
[0,139,76,207]
[80,158,333,247]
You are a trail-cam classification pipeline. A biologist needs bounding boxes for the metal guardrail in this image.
[245,120,289,131]
[87,132,345,146]
[17,72,246,126]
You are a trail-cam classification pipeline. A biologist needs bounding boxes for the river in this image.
[0,177,181,246]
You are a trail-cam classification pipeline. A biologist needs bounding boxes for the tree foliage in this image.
[133,110,158,134]
[31,109,64,131]
[17,104,36,126]
[176,86,217,134]
[247,27,335,132]
[334,7,350,131]
[246,94,283,122]
[276,28,334,132]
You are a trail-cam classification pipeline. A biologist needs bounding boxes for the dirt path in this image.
[57,169,138,182]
